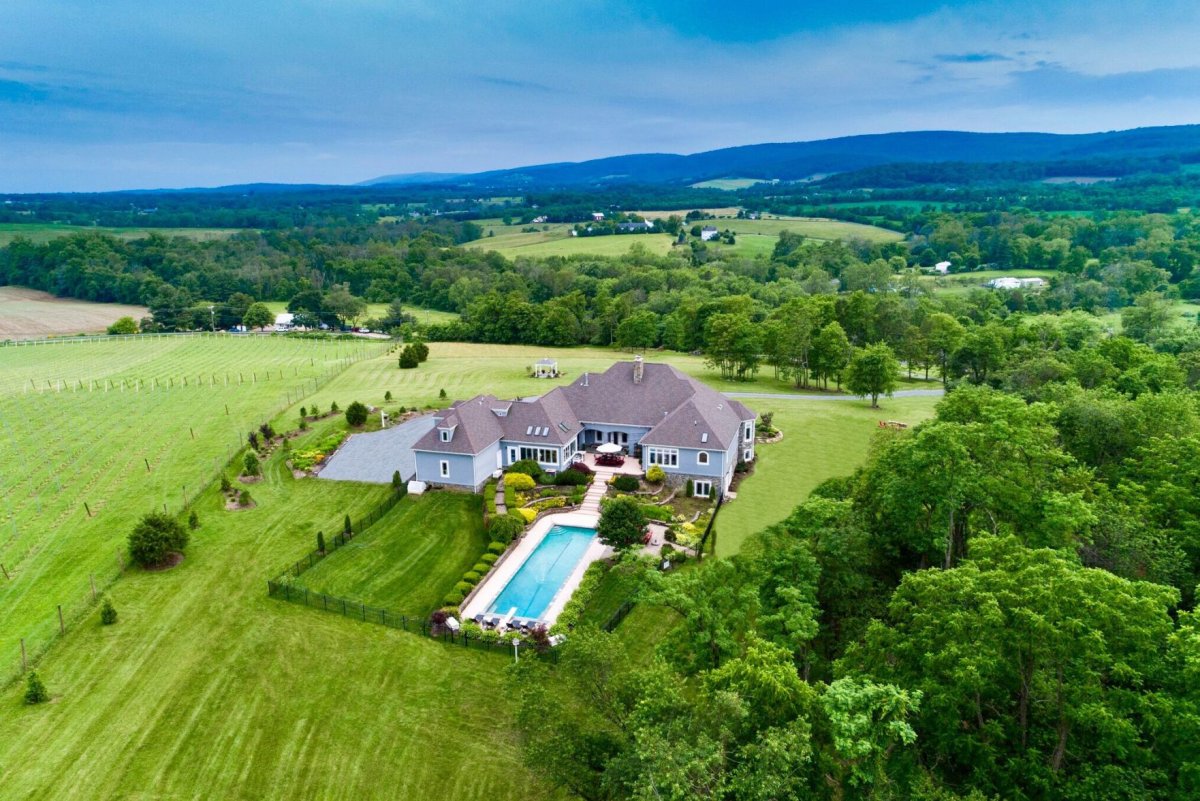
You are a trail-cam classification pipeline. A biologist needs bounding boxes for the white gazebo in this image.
[533,358,559,378]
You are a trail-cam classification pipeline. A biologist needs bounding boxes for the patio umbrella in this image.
[596,442,622,454]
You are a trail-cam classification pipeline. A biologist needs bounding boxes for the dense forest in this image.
[514,328,1200,800]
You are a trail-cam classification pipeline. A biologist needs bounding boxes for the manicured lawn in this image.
[613,604,680,664]
[295,492,487,616]
[294,340,933,417]
[716,394,941,555]
[0,423,547,800]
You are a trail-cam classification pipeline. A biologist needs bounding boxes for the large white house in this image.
[412,358,756,497]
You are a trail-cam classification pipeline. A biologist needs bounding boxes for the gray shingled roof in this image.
[414,362,755,456]
[498,387,581,446]
[410,395,505,454]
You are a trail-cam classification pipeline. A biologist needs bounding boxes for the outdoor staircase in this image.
[580,470,612,514]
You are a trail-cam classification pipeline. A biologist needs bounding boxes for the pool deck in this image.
[461,510,610,627]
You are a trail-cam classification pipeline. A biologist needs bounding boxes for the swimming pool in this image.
[488,524,596,620]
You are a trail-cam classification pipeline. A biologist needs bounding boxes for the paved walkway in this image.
[726,388,945,401]
[317,414,435,484]
[580,469,613,514]
[494,475,508,515]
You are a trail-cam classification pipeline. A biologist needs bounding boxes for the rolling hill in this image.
[363,125,1200,188]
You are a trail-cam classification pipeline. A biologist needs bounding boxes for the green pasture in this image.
[709,216,904,244]
[0,434,545,800]
[0,335,390,674]
[262,300,459,326]
[0,222,240,246]
[689,178,768,190]
[463,214,901,259]
[294,493,487,616]
[464,220,678,258]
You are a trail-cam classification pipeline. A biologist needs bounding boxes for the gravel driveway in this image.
[317,414,435,484]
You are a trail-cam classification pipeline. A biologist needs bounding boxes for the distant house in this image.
[933,261,952,275]
[987,277,1047,290]
[273,313,295,332]
[532,215,548,224]
[616,220,654,233]
[700,226,720,241]
[591,212,605,221]
[412,358,756,496]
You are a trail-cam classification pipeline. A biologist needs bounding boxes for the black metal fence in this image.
[265,579,552,658]
[603,600,636,632]
[270,489,405,581]
[264,488,557,660]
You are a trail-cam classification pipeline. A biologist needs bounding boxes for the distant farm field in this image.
[262,300,459,326]
[464,214,901,259]
[689,178,768,190]
[0,286,148,339]
[0,222,240,246]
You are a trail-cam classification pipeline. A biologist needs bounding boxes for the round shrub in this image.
[345,400,369,427]
[506,459,542,476]
[489,514,525,544]
[471,562,490,574]
[487,541,508,554]
[646,465,666,483]
[243,451,261,477]
[481,553,498,564]
[443,591,464,606]
[554,469,589,486]
[569,461,593,475]
[463,571,481,584]
[128,511,189,568]
[454,580,473,594]
[505,472,536,491]
[612,474,639,492]
[515,507,536,524]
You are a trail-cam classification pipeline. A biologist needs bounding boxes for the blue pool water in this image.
[488,525,596,620]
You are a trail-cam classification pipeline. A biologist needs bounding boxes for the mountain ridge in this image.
[362,125,1200,188]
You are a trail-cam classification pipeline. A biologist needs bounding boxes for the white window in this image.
[744,424,753,442]
[697,451,709,465]
[744,448,753,461]
[439,460,449,478]
[694,480,712,497]
[646,447,678,467]
[518,446,558,464]
[440,430,450,442]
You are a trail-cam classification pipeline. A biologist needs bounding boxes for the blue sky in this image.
[1,0,1199,191]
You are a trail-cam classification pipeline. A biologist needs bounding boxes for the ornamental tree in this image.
[597,496,646,553]
[128,511,189,567]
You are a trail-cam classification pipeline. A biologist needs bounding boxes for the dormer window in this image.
[440,429,451,442]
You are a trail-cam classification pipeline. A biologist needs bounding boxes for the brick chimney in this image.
[633,355,644,384]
